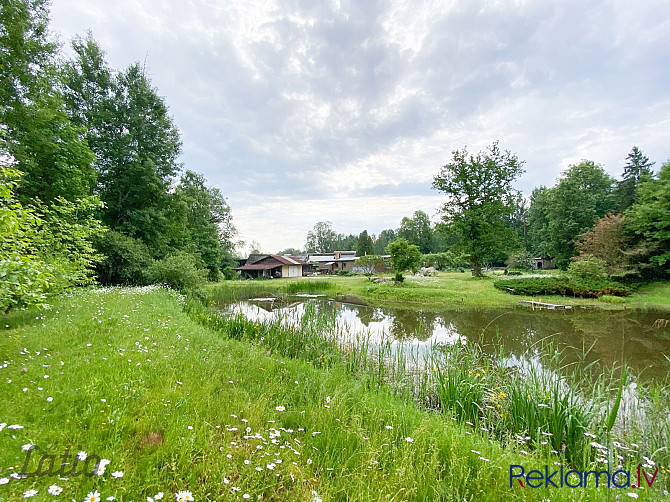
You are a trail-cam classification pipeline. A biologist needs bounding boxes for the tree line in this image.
[297,143,668,279]
[1,0,236,312]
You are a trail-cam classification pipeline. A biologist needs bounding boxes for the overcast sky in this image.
[49,0,670,253]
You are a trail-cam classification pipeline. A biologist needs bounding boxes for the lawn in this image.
[2,287,661,501]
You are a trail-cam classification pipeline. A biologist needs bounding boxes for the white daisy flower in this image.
[154,493,164,501]
[275,406,285,412]
[48,484,63,495]
[405,437,414,443]
[84,490,100,502]
[23,489,38,498]
[175,490,193,502]
[77,451,87,461]
[0,478,9,485]
[111,471,124,478]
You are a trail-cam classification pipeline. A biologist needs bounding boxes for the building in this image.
[533,257,556,270]
[303,251,357,274]
[236,254,305,279]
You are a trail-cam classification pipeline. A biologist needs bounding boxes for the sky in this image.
[48,0,670,254]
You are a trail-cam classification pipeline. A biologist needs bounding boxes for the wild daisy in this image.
[84,490,101,502]
[275,406,285,412]
[23,489,38,498]
[175,490,194,502]
[111,471,124,478]
[48,484,63,495]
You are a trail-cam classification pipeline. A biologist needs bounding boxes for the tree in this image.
[624,161,670,275]
[356,254,383,280]
[305,221,337,253]
[387,238,421,282]
[575,213,628,275]
[278,247,302,255]
[374,229,396,255]
[356,230,374,256]
[1,0,96,204]
[527,186,552,258]
[397,211,434,253]
[63,37,182,255]
[615,146,654,212]
[432,142,525,276]
[543,161,616,268]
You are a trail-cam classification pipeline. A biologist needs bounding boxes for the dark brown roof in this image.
[236,254,305,270]
[236,263,282,271]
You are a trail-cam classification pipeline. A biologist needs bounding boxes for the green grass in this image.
[210,273,670,312]
[3,287,666,500]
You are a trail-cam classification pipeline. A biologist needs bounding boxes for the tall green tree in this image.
[63,37,182,254]
[543,161,616,268]
[373,229,396,255]
[387,238,421,282]
[624,161,670,275]
[615,146,654,212]
[432,142,525,276]
[305,221,337,253]
[527,186,552,257]
[1,0,96,203]
[356,230,374,256]
[397,211,434,253]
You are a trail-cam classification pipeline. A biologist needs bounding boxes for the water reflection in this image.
[220,297,670,382]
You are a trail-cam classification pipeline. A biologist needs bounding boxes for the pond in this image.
[219,296,670,383]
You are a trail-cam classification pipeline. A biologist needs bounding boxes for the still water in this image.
[221,296,670,382]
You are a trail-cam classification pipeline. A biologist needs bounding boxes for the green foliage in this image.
[387,238,422,282]
[494,276,629,298]
[397,210,434,253]
[422,250,469,270]
[624,161,670,275]
[94,230,153,285]
[147,251,208,291]
[305,221,337,253]
[615,146,654,212]
[531,161,616,269]
[356,254,383,279]
[505,250,534,271]
[432,142,525,276]
[1,167,104,312]
[567,256,608,280]
[356,230,374,256]
[373,228,396,255]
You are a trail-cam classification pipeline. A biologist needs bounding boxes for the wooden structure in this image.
[236,254,305,279]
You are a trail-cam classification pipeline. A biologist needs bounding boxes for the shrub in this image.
[94,230,154,285]
[494,276,629,298]
[567,255,608,280]
[147,251,208,291]
[505,251,534,271]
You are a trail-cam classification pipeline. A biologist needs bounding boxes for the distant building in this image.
[236,254,305,279]
[302,251,357,274]
[533,257,556,270]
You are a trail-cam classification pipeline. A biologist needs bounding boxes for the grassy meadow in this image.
[1,285,668,501]
[205,272,670,312]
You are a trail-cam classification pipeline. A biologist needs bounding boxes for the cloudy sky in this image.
[49,0,670,253]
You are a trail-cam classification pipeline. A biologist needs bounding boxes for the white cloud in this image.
[49,0,670,252]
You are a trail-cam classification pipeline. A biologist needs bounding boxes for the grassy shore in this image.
[207,273,670,312]
[2,287,665,501]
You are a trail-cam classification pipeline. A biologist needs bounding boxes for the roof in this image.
[245,253,306,266]
[236,263,282,271]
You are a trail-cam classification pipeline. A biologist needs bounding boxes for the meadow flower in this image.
[84,490,100,502]
[275,406,285,412]
[175,490,193,502]
[46,397,53,402]
[627,493,638,499]
[77,451,87,461]
[155,494,164,501]
[48,484,63,495]
[242,495,250,500]
[111,471,124,478]
[22,443,35,451]
[405,437,414,443]
[0,478,9,485]
[23,489,38,498]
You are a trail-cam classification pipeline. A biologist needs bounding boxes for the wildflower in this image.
[223,478,230,484]
[48,484,63,495]
[175,491,193,502]
[627,493,639,499]
[22,444,35,451]
[111,471,124,478]
[24,489,38,498]
[77,451,87,461]
[275,406,285,412]
[311,491,323,502]
[385,425,393,430]
[47,397,53,402]
[155,494,164,501]
[0,478,9,485]
[243,495,250,500]
[405,437,414,443]
[84,491,100,502]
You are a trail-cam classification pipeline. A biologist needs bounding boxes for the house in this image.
[533,257,556,270]
[352,255,392,274]
[236,254,305,279]
[304,251,357,274]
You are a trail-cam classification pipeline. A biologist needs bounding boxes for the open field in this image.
[2,287,666,500]
[208,273,670,312]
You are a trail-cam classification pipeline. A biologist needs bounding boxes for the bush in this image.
[505,251,534,271]
[494,276,629,298]
[147,251,208,291]
[94,231,153,285]
[567,256,608,280]
[222,266,238,280]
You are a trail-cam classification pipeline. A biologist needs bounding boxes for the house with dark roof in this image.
[236,254,306,279]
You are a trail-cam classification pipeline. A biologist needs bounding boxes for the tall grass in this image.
[190,286,670,479]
